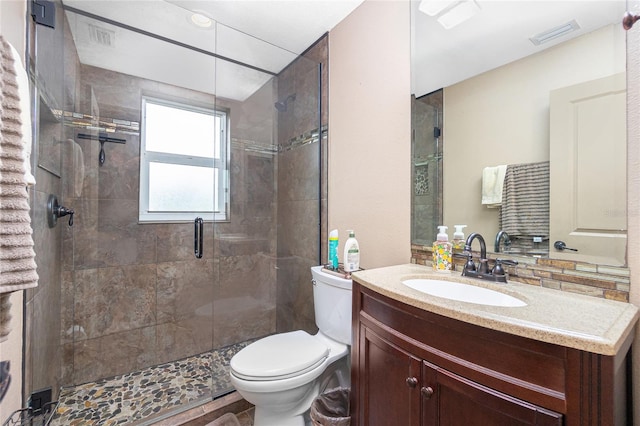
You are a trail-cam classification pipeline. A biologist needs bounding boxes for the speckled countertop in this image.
[352,264,639,356]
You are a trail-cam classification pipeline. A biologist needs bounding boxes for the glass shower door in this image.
[52,3,222,423]
[210,22,324,401]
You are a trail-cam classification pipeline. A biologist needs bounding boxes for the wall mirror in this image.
[411,0,627,267]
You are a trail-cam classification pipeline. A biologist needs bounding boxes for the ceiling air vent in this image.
[529,20,580,46]
[88,24,115,47]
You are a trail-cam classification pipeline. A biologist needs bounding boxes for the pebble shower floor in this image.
[49,341,251,425]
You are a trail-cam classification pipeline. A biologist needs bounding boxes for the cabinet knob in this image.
[421,386,434,399]
[406,377,418,388]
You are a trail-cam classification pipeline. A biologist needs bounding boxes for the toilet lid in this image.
[230,331,329,380]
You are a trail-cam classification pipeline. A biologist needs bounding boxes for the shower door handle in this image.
[194,217,203,259]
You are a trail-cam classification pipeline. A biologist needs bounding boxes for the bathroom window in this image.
[139,97,229,222]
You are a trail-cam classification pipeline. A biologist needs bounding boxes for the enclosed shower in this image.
[21,1,327,424]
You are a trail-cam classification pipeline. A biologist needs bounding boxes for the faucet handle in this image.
[463,253,476,273]
[492,259,506,276]
[492,259,518,277]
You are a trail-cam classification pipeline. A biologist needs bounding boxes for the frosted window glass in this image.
[148,163,217,212]
[140,96,228,222]
[145,102,217,158]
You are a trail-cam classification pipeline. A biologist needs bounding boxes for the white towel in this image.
[8,43,35,186]
[481,165,507,207]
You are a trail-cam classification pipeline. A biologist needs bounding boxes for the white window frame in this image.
[139,96,229,223]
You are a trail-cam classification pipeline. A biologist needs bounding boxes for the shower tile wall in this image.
[276,36,328,334]
[59,61,278,385]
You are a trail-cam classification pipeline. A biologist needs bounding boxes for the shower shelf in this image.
[2,401,57,426]
[413,154,442,166]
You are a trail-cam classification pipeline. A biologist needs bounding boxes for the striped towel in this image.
[499,161,549,238]
[0,35,38,301]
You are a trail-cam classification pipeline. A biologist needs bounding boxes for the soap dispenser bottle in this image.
[452,225,467,251]
[343,230,360,272]
[433,226,452,273]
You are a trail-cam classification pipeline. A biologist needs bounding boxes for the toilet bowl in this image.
[230,266,352,426]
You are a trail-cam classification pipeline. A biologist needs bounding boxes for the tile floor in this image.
[50,341,252,425]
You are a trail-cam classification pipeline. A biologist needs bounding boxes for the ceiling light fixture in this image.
[436,0,481,29]
[190,12,213,29]
[418,0,457,17]
[418,0,481,30]
[529,20,580,46]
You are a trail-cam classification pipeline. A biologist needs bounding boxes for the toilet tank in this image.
[311,266,353,345]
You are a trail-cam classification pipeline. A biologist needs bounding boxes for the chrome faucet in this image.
[462,232,517,283]
[494,230,511,253]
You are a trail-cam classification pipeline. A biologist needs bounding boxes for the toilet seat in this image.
[230,331,329,381]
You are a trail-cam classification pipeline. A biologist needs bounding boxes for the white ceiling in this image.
[62,0,628,101]
[412,0,627,97]
[63,0,364,101]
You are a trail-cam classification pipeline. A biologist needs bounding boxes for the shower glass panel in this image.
[211,21,323,396]
[24,1,323,424]
[56,5,220,422]
[411,90,443,245]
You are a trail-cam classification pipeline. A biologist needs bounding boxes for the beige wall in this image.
[328,0,411,269]
[443,24,625,240]
[626,0,640,421]
[0,0,26,58]
[0,0,27,420]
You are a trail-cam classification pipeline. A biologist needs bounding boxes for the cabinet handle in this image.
[421,386,434,399]
[406,377,418,388]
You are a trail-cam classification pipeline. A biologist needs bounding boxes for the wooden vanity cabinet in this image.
[350,281,632,426]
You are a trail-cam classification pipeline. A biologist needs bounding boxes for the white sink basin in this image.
[402,279,527,307]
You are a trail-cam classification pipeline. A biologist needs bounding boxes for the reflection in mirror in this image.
[411,1,626,266]
[411,90,443,244]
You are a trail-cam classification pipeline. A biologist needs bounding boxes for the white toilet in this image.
[229,265,352,426]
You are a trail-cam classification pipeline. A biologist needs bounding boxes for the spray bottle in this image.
[432,226,452,272]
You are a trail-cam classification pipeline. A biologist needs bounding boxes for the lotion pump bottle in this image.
[452,225,467,251]
[432,226,452,273]
[329,229,339,269]
[343,230,360,272]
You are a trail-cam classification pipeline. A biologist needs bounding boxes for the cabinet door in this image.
[422,361,563,426]
[358,326,422,426]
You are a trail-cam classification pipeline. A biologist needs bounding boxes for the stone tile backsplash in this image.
[411,244,630,302]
